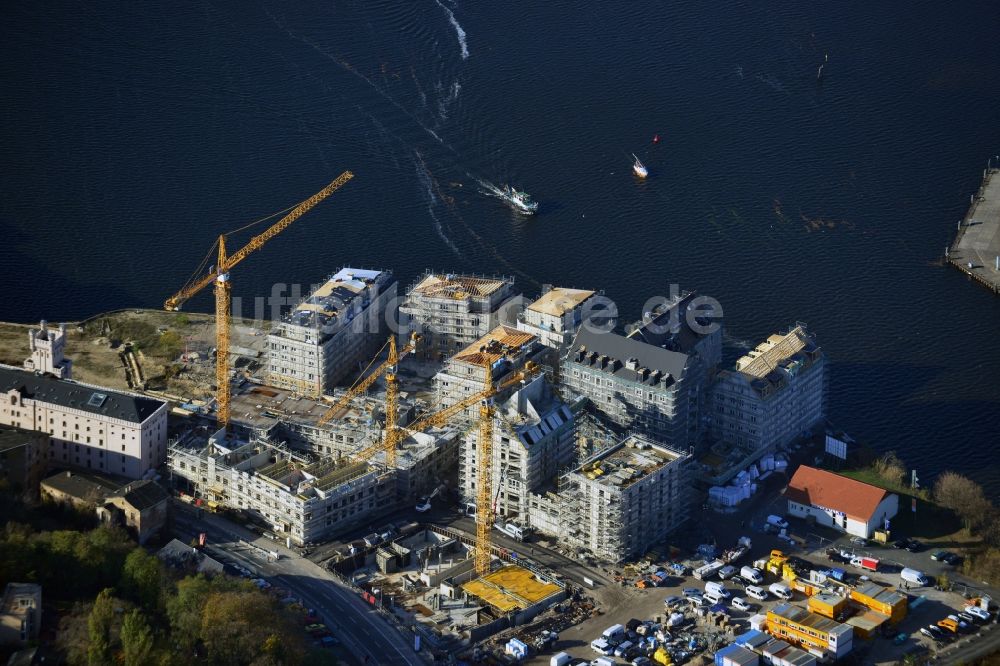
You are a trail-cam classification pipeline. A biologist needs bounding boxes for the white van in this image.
[590,638,612,655]
[704,581,730,599]
[766,514,789,529]
[718,565,737,580]
[746,585,769,601]
[769,583,793,600]
[602,624,625,642]
[614,641,634,658]
[704,591,723,605]
[550,652,572,666]
[731,597,753,612]
[740,566,764,584]
[901,568,929,586]
[593,658,616,666]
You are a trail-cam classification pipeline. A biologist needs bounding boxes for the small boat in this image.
[653,134,661,144]
[632,154,648,178]
[499,184,538,214]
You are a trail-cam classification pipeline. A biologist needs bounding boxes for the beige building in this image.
[23,320,72,379]
[710,325,825,453]
[516,286,601,350]
[459,375,576,522]
[40,470,118,510]
[400,273,520,360]
[528,434,691,562]
[0,583,41,647]
[434,325,546,422]
[100,480,170,544]
[267,268,397,398]
[0,365,168,479]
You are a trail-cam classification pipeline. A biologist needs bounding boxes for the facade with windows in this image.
[399,272,519,361]
[267,268,396,397]
[0,365,167,479]
[561,328,695,450]
[710,325,825,453]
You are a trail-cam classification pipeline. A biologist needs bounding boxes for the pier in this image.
[948,166,1000,294]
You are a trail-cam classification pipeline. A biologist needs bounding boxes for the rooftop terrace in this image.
[526,287,595,317]
[575,435,685,489]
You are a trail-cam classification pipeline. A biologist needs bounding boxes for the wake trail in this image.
[413,150,463,258]
[435,0,469,60]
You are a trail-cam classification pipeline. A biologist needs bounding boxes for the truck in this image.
[850,555,880,572]
[495,522,531,542]
[694,560,725,580]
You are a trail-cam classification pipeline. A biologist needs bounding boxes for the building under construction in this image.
[167,420,459,545]
[527,433,692,562]
[400,272,520,361]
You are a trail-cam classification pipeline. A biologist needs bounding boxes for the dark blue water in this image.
[2,1,998,494]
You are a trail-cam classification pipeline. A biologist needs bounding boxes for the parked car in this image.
[964,605,991,622]
[851,536,869,547]
[663,595,682,608]
[905,539,924,552]
[943,552,963,566]
[931,551,951,562]
[766,515,789,530]
[731,597,753,612]
[682,588,701,598]
[415,496,432,513]
[921,625,947,642]
[718,565,737,580]
[892,539,908,549]
[687,594,705,606]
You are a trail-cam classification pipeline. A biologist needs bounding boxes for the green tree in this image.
[121,548,164,611]
[934,472,993,531]
[87,588,116,666]
[120,609,154,666]
[199,590,305,666]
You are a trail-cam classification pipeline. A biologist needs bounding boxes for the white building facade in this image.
[0,366,168,479]
[267,268,396,398]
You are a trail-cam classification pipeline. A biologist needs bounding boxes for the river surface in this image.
[1,1,998,494]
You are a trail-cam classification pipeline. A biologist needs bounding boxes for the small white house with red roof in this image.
[785,465,899,538]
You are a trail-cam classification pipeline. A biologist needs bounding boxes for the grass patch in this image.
[839,468,962,541]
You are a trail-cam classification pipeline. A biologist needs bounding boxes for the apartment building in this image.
[267,268,396,397]
[561,328,695,450]
[516,286,602,350]
[0,365,168,479]
[435,325,546,422]
[168,425,458,545]
[627,290,724,444]
[710,325,825,453]
[529,434,691,562]
[399,273,519,360]
[458,375,575,521]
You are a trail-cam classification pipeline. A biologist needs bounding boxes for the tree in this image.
[934,472,994,531]
[121,548,164,611]
[120,609,154,666]
[873,451,907,488]
[87,588,116,666]
[199,590,306,666]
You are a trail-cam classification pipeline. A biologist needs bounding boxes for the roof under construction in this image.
[410,273,510,299]
[454,325,537,366]
[735,325,814,379]
[527,287,595,317]
[460,565,561,612]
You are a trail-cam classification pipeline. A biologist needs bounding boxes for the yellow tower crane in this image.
[348,357,539,576]
[164,171,354,426]
[314,333,421,428]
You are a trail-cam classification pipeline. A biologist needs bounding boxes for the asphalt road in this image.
[171,503,423,666]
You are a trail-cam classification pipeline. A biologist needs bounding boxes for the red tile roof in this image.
[785,465,890,521]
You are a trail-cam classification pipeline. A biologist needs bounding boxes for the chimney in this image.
[625,357,639,371]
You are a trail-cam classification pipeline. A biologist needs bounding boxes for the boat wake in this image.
[435,0,469,60]
[414,151,463,257]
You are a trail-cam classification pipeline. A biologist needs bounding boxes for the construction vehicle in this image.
[164,172,354,426]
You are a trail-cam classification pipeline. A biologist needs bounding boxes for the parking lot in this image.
[522,486,999,666]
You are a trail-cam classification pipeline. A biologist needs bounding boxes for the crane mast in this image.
[475,360,495,576]
[164,171,354,427]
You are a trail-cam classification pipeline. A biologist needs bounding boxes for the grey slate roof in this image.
[627,292,711,353]
[0,366,164,423]
[41,471,118,503]
[568,327,689,386]
[111,480,169,511]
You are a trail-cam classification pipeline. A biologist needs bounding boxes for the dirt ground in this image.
[0,309,269,403]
